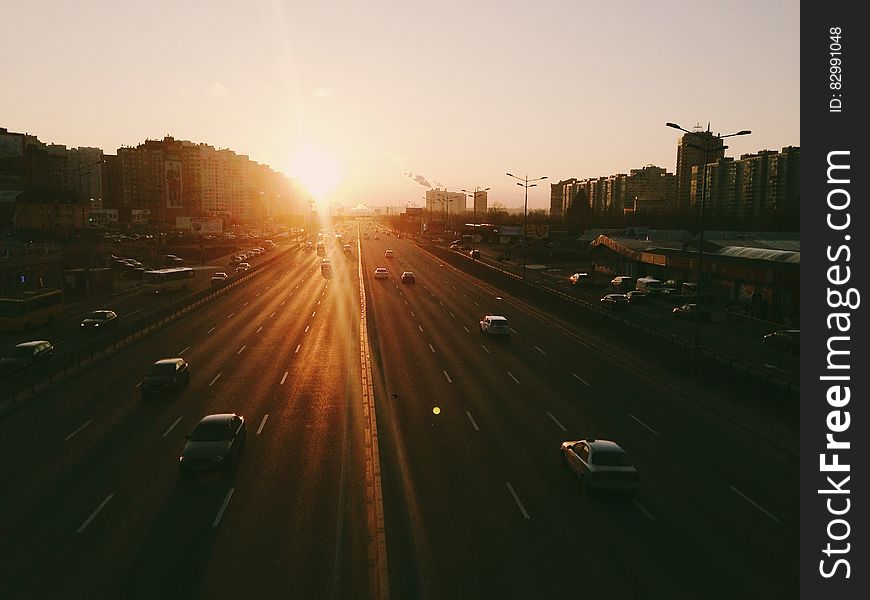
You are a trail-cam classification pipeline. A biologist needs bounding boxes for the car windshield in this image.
[591,451,631,466]
[190,420,230,442]
[88,312,110,320]
[148,363,176,376]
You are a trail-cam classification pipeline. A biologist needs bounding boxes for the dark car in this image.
[568,272,589,286]
[763,329,800,355]
[164,254,184,266]
[600,294,629,311]
[673,303,711,322]
[178,414,246,475]
[626,290,647,304]
[0,340,54,378]
[141,358,190,396]
[80,310,118,331]
[469,249,481,259]
[400,271,416,284]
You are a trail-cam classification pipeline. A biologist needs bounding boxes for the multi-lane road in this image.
[0,226,798,599]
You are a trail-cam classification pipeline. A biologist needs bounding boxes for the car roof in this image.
[402,271,414,275]
[154,358,184,366]
[486,315,508,321]
[196,413,239,426]
[585,439,625,453]
[16,340,51,348]
[375,267,387,271]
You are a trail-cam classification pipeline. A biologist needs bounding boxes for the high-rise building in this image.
[471,189,488,219]
[425,188,466,221]
[674,130,725,210]
[625,165,675,213]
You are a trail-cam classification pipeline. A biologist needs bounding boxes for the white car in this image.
[374,267,388,280]
[479,315,510,336]
[210,272,229,284]
[561,439,640,494]
[384,249,394,258]
[235,263,251,273]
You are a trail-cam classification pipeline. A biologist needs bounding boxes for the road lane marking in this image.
[305,325,310,333]
[280,371,288,384]
[546,412,567,432]
[404,300,408,305]
[429,344,435,353]
[312,311,316,317]
[439,301,443,306]
[206,327,216,334]
[126,308,143,317]
[730,486,781,523]
[162,417,183,438]
[633,499,656,522]
[466,411,480,431]
[256,326,263,334]
[571,373,590,386]
[481,345,490,354]
[449,312,455,318]
[506,482,530,520]
[135,382,141,388]
[209,373,222,386]
[411,311,415,317]
[227,312,235,318]
[244,301,249,306]
[76,493,115,534]
[418,325,423,332]
[316,301,320,306]
[271,311,277,318]
[507,371,520,384]
[443,370,452,384]
[463,326,470,333]
[64,419,93,442]
[474,301,480,307]
[178,345,191,355]
[256,293,260,297]
[629,414,659,435]
[295,344,301,353]
[257,414,269,435]
[510,328,518,334]
[534,346,547,355]
[237,345,247,355]
[462,293,467,297]
[212,488,235,528]
[281,300,285,306]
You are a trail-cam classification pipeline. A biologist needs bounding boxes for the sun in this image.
[287,143,343,204]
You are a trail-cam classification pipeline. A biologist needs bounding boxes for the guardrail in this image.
[424,243,799,394]
[1,243,301,405]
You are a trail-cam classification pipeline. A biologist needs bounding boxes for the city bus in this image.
[141,267,196,294]
[0,288,64,332]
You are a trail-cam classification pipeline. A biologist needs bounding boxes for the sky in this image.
[1,0,800,211]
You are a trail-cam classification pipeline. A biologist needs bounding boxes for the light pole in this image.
[506,173,547,280]
[666,122,750,377]
[462,187,490,260]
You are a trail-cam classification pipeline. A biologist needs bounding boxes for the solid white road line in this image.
[481,345,490,354]
[546,411,567,432]
[64,419,93,442]
[162,417,183,438]
[730,486,781,523]
[76,493,115,534]
[507,371,520,384]
[571,373,590,386]
[257,414,269,435]
[629,414,659,435]
[256,326,263,334]
[237,345,246,355]
[305,325,310,333]
[126,308,143,317]
[429,344,435,353]
[178,345,191,355]
[534,346,547,355]
[505,482,530,520]
[443,370,452,384]
[633,498,656,522]
[280,371,288,385]
[209,373,222,387]
[466,411,480,431]
[295,344,301,354]
[212,488,235,528]
[206,327,216,334]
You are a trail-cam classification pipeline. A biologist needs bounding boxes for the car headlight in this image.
[178,456,185,463]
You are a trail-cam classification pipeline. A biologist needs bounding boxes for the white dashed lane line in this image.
[76,493,115,534]
[212,488,235,528]
[271,311,277,318]
[429,344,435,353]
[305,325,310,333]
[629,414,659,435]
[463,326,470,333]
[481,345,490,354]
[418,325,423,332]
[206,327,216,334]
[506,371,520,384]
[312,311,316,317]
[506,482,530,520]
[633,499,656,522]
[730,486,781,523]
[280,371,288,385]
[227,312,235,319]
[295,345,301,354]
[209,373,222,387]
[449,312,455,318]
[237,345,247,355]
[510,328,518,334]
[178,345,190,355]
[466,411,480,431]
[572,373,590,386]
[534,346,547,355]
[546,411,567,432]
[256,326,263,334]
[64,419,93,442]
[162,417,183,438]
[443,370,452,384]
[257,414,269,435]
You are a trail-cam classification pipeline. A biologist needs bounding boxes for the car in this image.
[80,310,118,331]
[235,262,251,273]
[178,413,246,476]
[384,249,394,258]
[568,272,589,285]
[469,249,481,259]
[0,340,54,377]
[210,272,229,285]
[400,271,416,284]
[561,439,640,494]
[763,329,800,355]
[374,235,380,240]
[479,315,510,336]
[449,243,460,250]
[673,303,711,321]
[610,276,635,291]
[343,244,352,254]
[165,254,184,265]
[600,293,629,310]
[141,358,190,396]
[626,290,647,304]
[374,267,388,280]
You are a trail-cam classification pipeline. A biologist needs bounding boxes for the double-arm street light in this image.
[461,186,490,259]
[506,172,547,280]
[665,122,751,377]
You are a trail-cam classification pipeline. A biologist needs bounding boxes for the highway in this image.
[0,225,798,599]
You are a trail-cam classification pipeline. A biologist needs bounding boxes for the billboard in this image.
[191,218,223,234]
[499,225,521,236]
[164,159,183,208]
[525,224,549,239]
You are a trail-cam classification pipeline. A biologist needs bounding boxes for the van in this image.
[610,276,635,292]
[635,277,663,294]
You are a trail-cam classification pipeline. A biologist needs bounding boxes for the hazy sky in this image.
[2,0,799,210]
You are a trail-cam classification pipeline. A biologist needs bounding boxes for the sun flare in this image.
[287,143,343,205]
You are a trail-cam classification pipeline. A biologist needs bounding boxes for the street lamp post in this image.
[462,187,490,261]
[506,173,547,280]
[666,122,751,377]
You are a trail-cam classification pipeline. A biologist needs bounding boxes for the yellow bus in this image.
[0,288,64,332]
